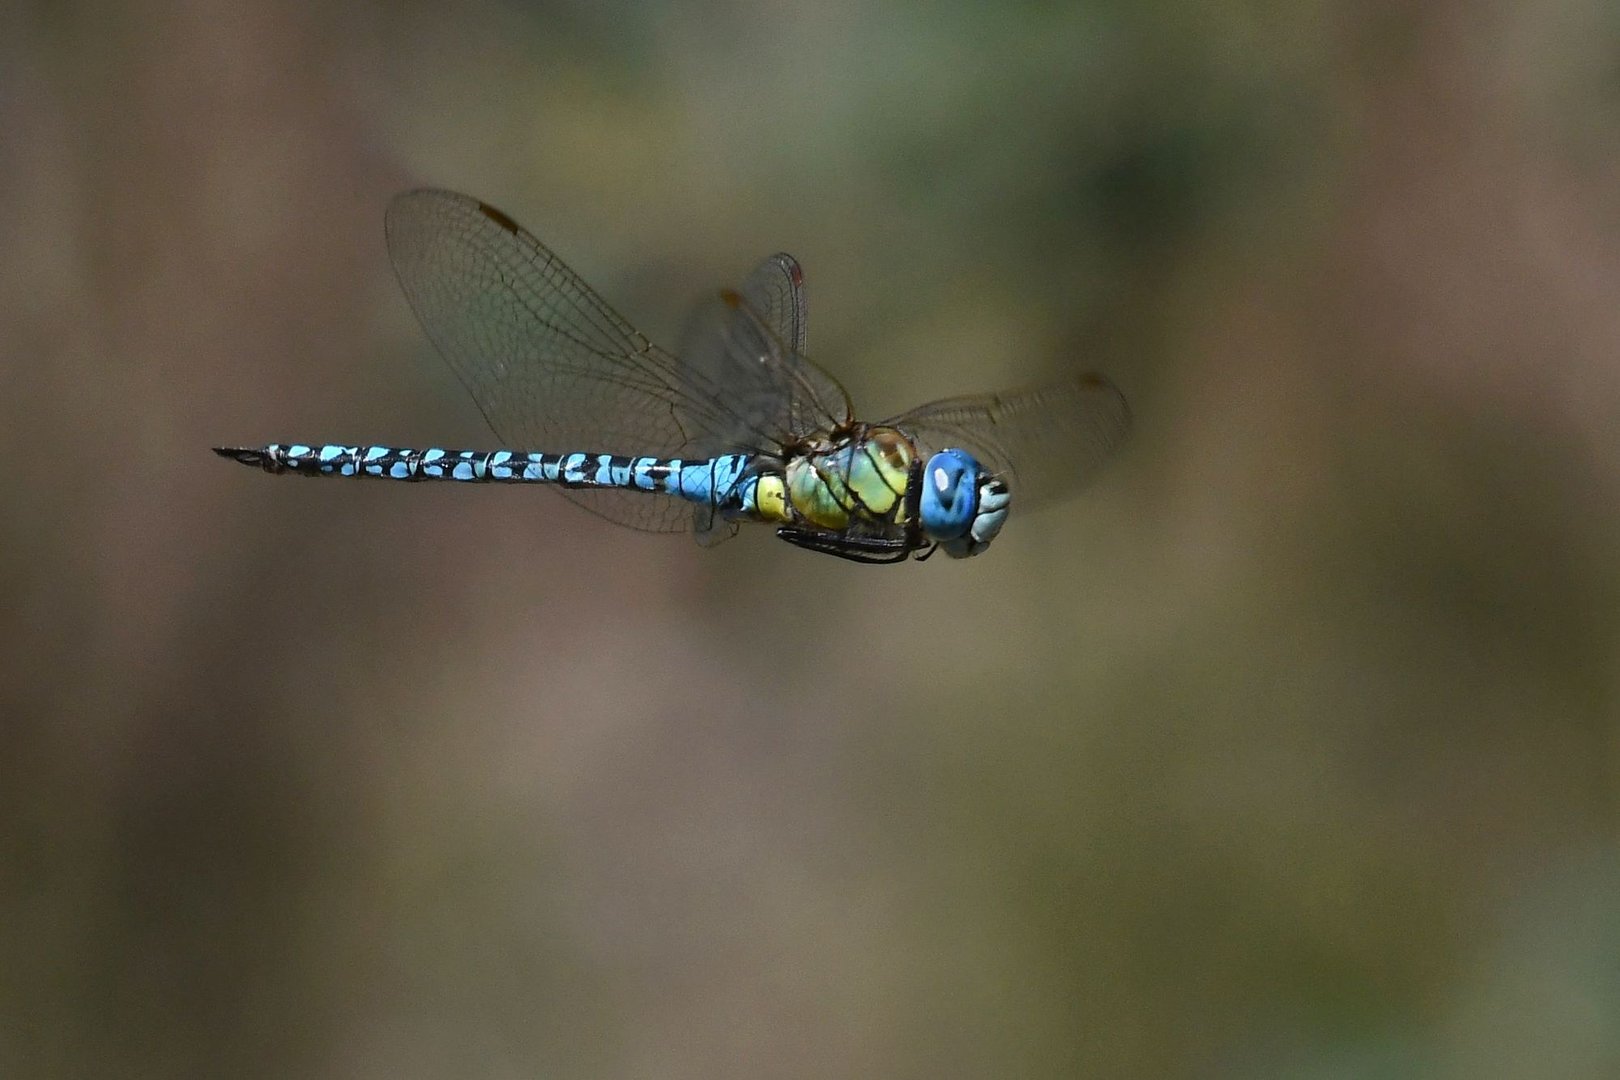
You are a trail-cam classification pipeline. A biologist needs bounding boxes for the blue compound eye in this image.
[920,449,982,541]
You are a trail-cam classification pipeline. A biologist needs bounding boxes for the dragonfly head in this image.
[920,448,1011,558]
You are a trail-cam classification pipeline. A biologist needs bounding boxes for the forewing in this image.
[889,373,1131,510]
[386,189,744,532]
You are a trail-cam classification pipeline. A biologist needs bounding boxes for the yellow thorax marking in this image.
[752,473,789,523]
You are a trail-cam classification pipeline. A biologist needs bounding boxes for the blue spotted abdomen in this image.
[213,442,761,508]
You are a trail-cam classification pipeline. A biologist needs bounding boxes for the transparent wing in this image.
[747,251,809,354]
[676,252,852,454]
[888,373,1131,510]
[385,189,760,533]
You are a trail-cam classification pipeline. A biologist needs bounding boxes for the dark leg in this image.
[774,527,915,564]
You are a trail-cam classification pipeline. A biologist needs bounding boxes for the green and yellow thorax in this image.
[748,425,920,534]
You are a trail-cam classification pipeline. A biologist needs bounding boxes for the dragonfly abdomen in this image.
[212,443,761,504]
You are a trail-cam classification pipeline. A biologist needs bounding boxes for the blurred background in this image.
[4,2,1620,1077]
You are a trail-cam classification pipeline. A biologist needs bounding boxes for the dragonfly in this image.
[215,189,1130,563]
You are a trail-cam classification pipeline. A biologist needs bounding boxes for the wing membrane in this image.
[888,373,1131,510]
[676,252,851,453]
[386,189,760,532]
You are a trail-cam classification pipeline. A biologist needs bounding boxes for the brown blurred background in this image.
[4,2,1620,1077]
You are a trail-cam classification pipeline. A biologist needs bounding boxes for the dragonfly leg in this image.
[774,526,915,564]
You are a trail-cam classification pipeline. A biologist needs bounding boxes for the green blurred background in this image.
[5,2,1620,1077]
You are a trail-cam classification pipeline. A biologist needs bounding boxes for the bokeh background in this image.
[5,2,1620,1077]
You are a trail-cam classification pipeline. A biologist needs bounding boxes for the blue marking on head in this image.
[939,469,1010,563]
[390,461,411,479]
[919,449,982,541]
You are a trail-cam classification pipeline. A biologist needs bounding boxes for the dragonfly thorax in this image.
[781,425,918,534]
